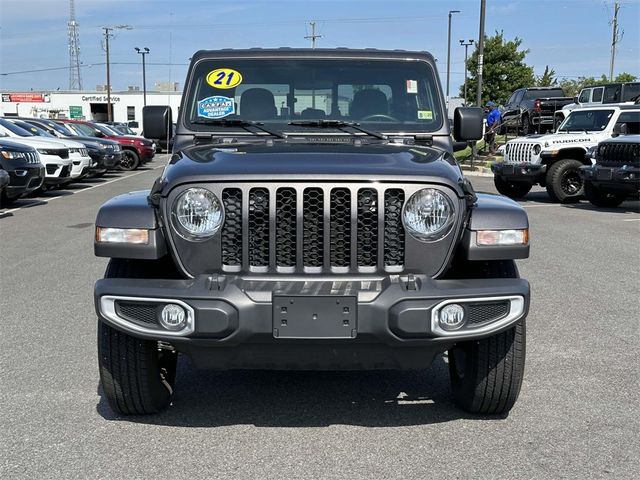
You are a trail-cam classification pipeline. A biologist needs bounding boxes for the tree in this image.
[460,31,534,106]
[536,66,557,86]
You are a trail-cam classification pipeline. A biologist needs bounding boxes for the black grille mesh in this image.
[303,188,324,267]
[276,188,297,267]
[116,302,159,327]
[466,301,510,325]
[221,188,242,266]
[384,189,405,266]
[330,188,351,267]
[357,188,378,267]
[599,142,640,167]
[248,188,269,266]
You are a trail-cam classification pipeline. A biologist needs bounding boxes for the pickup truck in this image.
[501,87,573,135]
[92,48,531,417]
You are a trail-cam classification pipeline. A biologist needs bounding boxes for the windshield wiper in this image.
[191,118,286,139]
[288,120,387,140]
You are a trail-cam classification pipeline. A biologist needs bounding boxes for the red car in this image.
[56,119,155,170]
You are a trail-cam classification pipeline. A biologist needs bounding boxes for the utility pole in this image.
[476,0,486,107]
[102,25,131,122]
[609,2,622,81]
[304,21,322,48]
[135,47,150,106]
[446,10,460,106]
[460,39,474,105]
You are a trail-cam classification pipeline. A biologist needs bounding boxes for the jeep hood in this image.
[161,142,464,192]
[510,132,597,146]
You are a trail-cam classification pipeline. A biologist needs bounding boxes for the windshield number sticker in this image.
[418,110,433,120]
[206,68,243,89]
[197,96,235,118]
[406,80,418,94]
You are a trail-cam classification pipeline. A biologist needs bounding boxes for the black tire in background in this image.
[446,260,526,415]
[119,149,140,171]
[521,114,531,135]
[494,175,532,199]
[98,258,178,415]
[584,181,626,208]
[545,158,584,203]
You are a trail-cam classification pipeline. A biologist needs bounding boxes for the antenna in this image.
[68,0,82,90]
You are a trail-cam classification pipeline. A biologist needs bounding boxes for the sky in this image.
[0,0,639,95]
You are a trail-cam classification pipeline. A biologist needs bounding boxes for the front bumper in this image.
[70,157,92,178]
[95,274,530,369]
[3,165,45,199]
[139,146,155,162]
[580,164,640,194]
[492,162,546,184]
[89,151,121,170]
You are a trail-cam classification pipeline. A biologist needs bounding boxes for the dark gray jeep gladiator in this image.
[94,49,531,416]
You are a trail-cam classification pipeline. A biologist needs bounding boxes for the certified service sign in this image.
[197,96,235,119]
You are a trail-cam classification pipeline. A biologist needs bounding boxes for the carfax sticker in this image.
[197,96,235,118]
[406,80,418,94]
[418,110,433,120]
[206,68,243,89]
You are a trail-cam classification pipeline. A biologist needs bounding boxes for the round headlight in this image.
[172,187,223,240]
[402,188,455,242]
[533,144,541,155]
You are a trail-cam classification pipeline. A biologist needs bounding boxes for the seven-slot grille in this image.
[220,185,406,273]
[505,142,537,163]
[599,142,640,167]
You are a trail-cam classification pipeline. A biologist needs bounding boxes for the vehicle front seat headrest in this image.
[240,88,277,120]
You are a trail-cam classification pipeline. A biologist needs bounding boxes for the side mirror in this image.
[452,141,469,152]
[453,107,483,141]
[128,121,139,128]
[143,105,172,140]
[573,96,579,104]
[612,123,627,137]
[94,130,105,138]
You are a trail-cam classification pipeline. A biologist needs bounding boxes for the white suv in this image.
[492,105,640,202]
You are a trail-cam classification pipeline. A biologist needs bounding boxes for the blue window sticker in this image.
[197,95,235,118]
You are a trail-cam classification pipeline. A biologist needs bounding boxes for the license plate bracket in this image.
[273,296,357,339]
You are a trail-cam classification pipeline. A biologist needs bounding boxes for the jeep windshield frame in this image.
[183,55,444,136]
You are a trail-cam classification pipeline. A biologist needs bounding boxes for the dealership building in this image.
[0,90,183,126]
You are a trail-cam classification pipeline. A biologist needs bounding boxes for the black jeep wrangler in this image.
[94,49,531,416]
[580,135,640,207]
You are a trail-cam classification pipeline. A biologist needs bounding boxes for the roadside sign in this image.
[69,105,83,119]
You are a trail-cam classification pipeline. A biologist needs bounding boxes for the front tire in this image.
[545,158,584,203]
[119,149,140,171]
[494,175,532,199]
[98,259,178,415]
[584,181,626,208]
[447,260,526,415]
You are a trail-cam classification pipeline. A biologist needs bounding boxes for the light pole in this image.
[102,25,132,122]
[446,10,460,105]
[476,0,486,107]
[459,39,474,105]
[135,47,150,106]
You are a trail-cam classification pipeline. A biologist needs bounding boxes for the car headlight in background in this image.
[172,187,223,241]
[532,144,541,155]
[1,150,26,160]
[402,188,455,242]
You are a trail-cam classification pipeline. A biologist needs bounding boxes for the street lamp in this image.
[102,24,132,122]
[446,10,460,105]
[135,47,150,106]
[460,39,474,105]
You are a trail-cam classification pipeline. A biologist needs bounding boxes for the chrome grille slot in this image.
[217,184,409,273]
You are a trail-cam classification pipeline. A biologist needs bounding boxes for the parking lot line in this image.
[520,204,562,208]
[0,165,164,215]
[622,218,640,222]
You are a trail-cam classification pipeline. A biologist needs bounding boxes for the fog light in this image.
[439,304,465,331]
[160,304,187,331]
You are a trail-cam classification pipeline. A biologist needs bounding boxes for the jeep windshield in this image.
[558,109,614,132]
[184,58,443,135]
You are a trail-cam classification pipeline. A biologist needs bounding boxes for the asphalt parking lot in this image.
[1,156,638,479]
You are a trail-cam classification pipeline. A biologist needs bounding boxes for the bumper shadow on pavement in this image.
[96,356,504,427]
